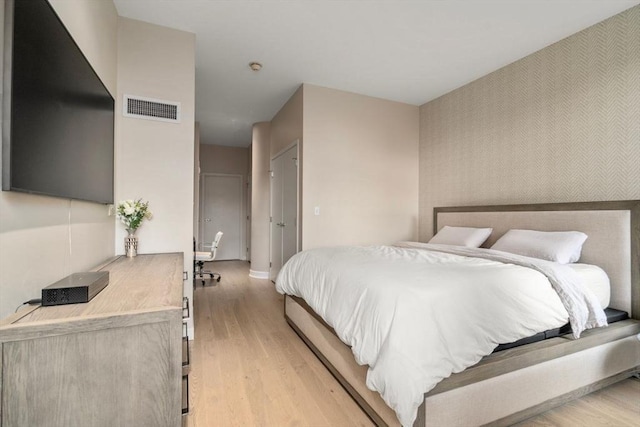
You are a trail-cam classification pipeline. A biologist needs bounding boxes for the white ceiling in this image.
[113,0,639,147]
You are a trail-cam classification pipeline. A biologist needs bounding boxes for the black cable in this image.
[14,298,42,312]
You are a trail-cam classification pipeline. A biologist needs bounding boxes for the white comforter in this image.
[275,243,607,426]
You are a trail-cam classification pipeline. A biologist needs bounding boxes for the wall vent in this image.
[123,95,181,123]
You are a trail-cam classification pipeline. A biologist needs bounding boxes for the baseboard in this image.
[249,270,269,279]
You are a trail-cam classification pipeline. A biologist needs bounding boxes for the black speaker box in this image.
[41,271,109,306]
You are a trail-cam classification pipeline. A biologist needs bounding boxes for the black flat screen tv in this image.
[2,0,114,204]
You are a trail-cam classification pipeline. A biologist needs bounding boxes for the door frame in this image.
[270,140,300,279]
[199,173,245,260]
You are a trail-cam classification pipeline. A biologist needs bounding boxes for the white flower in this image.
[116,198,152,231]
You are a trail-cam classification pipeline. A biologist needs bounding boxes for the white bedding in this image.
[569,263,611,309]
[275,243,607,426]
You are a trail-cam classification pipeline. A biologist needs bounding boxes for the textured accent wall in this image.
[419,6,640,240]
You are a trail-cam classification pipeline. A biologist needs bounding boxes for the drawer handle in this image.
[182,297,190,319]
[182,374,189,415]
[182,333,190,367]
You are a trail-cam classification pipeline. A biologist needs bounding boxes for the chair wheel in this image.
[217,277,221,282]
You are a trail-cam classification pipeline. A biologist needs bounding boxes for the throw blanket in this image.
[275,244,607,426]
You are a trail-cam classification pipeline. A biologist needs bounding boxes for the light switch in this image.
[314,206,320,216]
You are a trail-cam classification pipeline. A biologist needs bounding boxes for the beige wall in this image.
[116,18,195,334]
[250,123,272,276]
[200,144,250,176]
[271,86,303,157]
[0,0,118,319]
[302,85,420,249]
[419,6,640,240]
[193,123,200,239]
[48,0,117,94]
[264,84,420,254]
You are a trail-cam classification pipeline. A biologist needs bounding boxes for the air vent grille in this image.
[123,95,181,123]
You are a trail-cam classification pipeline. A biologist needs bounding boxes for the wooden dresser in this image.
[0,253,187,427]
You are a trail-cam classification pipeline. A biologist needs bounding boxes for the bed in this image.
[276,201,640,427]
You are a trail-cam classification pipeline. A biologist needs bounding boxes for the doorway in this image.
[200,173,244,260]
[270,142,299,280]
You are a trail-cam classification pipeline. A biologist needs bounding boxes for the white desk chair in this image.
[195,231,223,286]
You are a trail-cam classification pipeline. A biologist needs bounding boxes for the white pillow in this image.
[428,226,492,248]
[490,229,588,264]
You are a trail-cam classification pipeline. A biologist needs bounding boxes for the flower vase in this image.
[125,229,138,258]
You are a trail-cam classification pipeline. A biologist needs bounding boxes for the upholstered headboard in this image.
[434,201,639,319]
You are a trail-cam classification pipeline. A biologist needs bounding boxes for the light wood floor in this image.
[186,261,639,427]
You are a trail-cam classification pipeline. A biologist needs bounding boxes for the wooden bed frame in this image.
[283,201,640,426]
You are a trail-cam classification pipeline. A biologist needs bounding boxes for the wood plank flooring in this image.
[514,377,639,427]
[186,261,639,427]
[187,260,373,427]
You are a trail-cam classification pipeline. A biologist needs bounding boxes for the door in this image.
[246,176,251,261]
[281,146,298,263]
[270,143,299,280]
[200,174,243,260]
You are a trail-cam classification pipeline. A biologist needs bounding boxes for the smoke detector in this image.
[249,62,262,72]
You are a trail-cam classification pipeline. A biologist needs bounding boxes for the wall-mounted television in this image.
[2,0,114,204]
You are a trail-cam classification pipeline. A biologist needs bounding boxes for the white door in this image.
[281,147,298,263]
[246,177,251,261]
[270,143,298,280]
[200,174,243,260]
[270,155,283,280]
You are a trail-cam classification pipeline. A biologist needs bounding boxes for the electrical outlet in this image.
[107,204,115,216]
[314,206,320,216]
